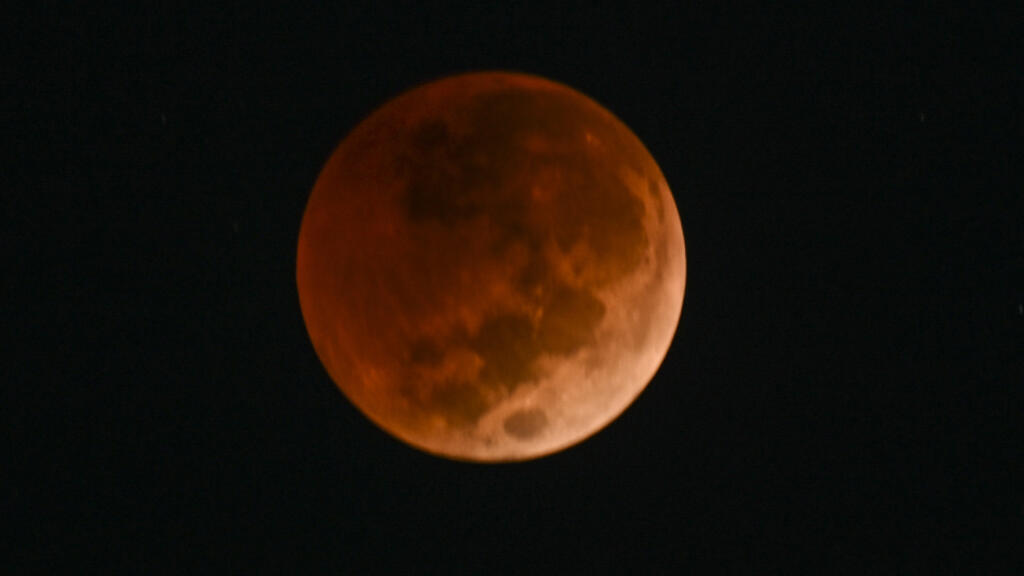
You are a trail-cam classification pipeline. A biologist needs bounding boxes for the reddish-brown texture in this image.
[297,72,685,461]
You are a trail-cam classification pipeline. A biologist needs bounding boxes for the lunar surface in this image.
[297,71,685,461]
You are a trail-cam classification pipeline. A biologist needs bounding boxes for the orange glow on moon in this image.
[297,71,685,461]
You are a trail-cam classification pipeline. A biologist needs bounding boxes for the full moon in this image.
[297,71,685,462]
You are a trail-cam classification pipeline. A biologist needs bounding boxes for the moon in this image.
[297,71,685,462]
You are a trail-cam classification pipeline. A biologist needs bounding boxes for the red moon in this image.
[297,72,685,461]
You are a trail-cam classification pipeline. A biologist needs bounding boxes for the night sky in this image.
[8,3,1022,572]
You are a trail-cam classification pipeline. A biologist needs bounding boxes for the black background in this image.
[7,2,1022,572]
